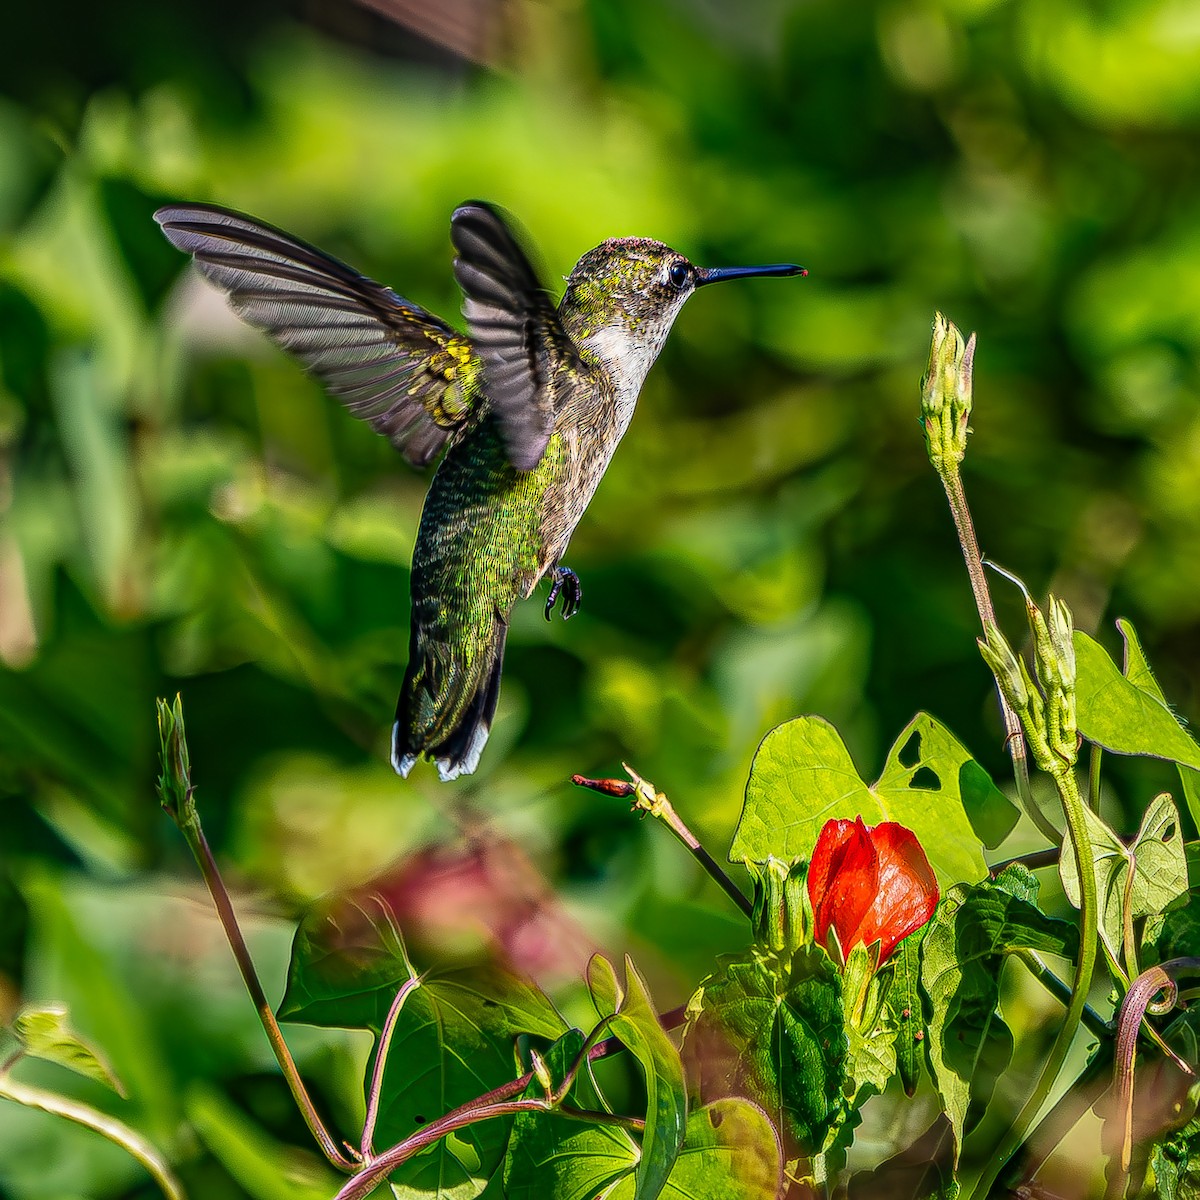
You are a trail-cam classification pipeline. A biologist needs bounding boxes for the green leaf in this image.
[507,1032,781,1200]
[731,713,989,888]
[1059,794,1188,969]
[509,1093,780,1200]
[1074,627,1200,769]
[1151,1109,1200,1200]
[684,944,844,1158]
[1180,771,1200,842]
[278,891,414,1029]
[373,971,564,1198]
[1147,887,1200,966]
[921,866,1079,1159]
[280,886,566,1199]
[1120,618,1165,698]
[10,1004,125,1096]
[625,1099,782,1200]
[504,1029,637,1200]
[883,926,929,1098]
[1089,619,1200,836]
[588,955,687,1200]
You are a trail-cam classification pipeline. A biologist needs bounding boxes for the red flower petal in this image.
[807,817,878,964]
[851,822,939,963]
[807,817,939,968]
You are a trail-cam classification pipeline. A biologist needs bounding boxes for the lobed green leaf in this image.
[731,713,995,889]
[1059,794,1188,972]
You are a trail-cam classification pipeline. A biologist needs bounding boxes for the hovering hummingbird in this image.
[155,201,805,780]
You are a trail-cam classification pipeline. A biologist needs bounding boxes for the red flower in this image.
[807,817,939,967]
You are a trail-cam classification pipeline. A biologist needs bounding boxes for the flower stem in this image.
[572,768,753,920]
[939,470,1058,846]
[186,822,356,1171]
[1013,949,1109,1041]
[1088,744,1103,811]
[334,1097,553,1200]
[0,1074,186,1200]
[997,1038,1113,1194]
[157,696,354,1172]
[361,975,423,1159]
[974,765,1098,1199]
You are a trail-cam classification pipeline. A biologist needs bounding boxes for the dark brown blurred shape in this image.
[303,0,509,64]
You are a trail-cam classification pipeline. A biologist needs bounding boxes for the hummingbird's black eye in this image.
[668,261,691,290]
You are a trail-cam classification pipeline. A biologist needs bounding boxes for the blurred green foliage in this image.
[3,0,1200,1194]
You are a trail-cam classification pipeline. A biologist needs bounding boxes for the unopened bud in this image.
[571,774,635,799]
[921,313,976,474]
[530,1049,554,1096]
[156,694,194,826]
[1048,597,1076,691]
[750,856,808,956]
[1021,663,1056,773]
[1027,595,1077,766]
[978,623,1028,712]
[1049,689,1078,767]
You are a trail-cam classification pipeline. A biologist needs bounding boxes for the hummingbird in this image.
[154,201,805,781]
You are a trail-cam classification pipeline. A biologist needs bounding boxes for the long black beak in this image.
[694,263,807,286]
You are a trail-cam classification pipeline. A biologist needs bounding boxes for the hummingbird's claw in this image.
[545,566,582,621]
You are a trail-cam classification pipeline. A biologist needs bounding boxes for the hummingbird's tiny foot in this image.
[545,566,582,621]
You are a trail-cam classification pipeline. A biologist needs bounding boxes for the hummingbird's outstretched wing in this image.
[155,203,474,467]
[450,203,583,472]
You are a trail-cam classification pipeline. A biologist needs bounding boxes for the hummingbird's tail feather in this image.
[391,614,508,781]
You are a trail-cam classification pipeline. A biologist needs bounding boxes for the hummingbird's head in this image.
[560,239,804,401]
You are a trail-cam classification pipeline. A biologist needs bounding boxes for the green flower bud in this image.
[156,694,196,828]
[1048,596,1076,691]
[750,856,808,956]
[921,313,976,474]
[978,623,1028,712]
[1049,689,1078,767]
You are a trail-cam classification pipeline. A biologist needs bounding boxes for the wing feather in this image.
[450,203,583,472]
[155,203,475,467]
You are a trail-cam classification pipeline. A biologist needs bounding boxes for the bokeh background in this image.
[3,0,1200,1195]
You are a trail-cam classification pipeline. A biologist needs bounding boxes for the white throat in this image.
[583,318,677,427]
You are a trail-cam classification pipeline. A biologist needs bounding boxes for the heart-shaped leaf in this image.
[731,712,992,888]
[1074,626,1200,770]
[1059,793,1188,970]
[279,885,565,1198]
